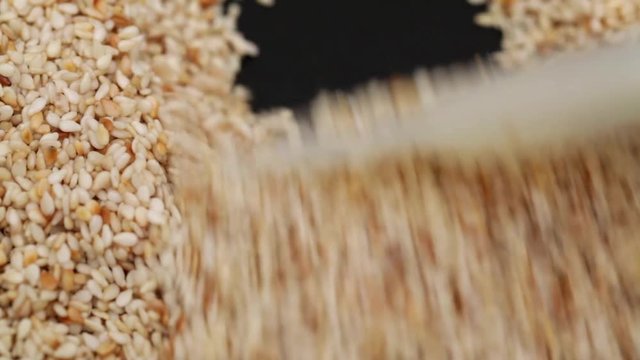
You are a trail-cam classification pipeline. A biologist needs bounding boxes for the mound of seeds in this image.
[470,0,640,67]
[0,0,262,358]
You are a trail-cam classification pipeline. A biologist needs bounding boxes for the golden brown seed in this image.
[61,269,75,292]
[0,249,7,267]
[40,271,59,290]
[30,112,44,130]
[23,250,38,266]
[21,128,33,144]
[67,306,84,324]
[96,340,117,356]
[44,147,58,167]
[75,206,92,222]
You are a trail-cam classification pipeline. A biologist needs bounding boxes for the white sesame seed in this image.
[117,38,139,53]
[134,207,148,227]
[95,83,110,100]
[136,185,151,204]
[4,269,24,284]
[90,215,103,235]
[57,244,71,263]
[59,120,82,132]
[63,87,81,104]
[40,191,55,216]
[20,74,35,90]
[29,223,45,243]
[0,105,13,121]
[28,97,47,116]
[24,264,40,286]
[110,331,131,345]
[46,112,61,127]
[78,170,92,190]
[82,333,100,351]
[118,26,140,40]
[113,232,138,247]
[92,171,111,191]
[91,269,109,288]
[0,63,16,77]
[94,25,107,43]
[149,198,164,212]
[101,225,114,248]
[112,266,126,288]
[46,39,62,58]
[58,3,79,14]
[103,284,120,301]
[53,342,78,359]
[147,210,164,225]
[86,279,103,298]
[48,169,66,184]
[90,124,110,150]
[74,290,92,303]
[116,70,130,90]
[96,54,112,71]
[79,73,92,94]
[119,204,135,221]
[16,319,31,340]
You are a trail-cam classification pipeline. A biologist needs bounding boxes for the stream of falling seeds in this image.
[175,125,640,359]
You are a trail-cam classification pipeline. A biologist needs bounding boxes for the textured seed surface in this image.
[0,0,279,359]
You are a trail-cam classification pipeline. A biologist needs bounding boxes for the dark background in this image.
[236,0,500,111]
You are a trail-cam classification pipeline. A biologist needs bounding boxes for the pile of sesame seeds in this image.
[0,0,261,358]
[470,0,640,67]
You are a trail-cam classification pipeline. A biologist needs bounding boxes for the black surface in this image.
[236,0,500,110]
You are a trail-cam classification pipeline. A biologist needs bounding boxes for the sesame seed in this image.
[53,342,78,359]
[24,264,40,286]
[16,319,31,340]
[82,333,100,351]
[96,54,112,71]
[4,268,24,285]
[63,87,81,105]
[57,244,71,263]
[40,191,55,216]
[103,284,120,301]
[59,120,82,133]
[92,171,111,191]
[47,169,66,184]
[0,105,14,121]
[46,40,62,58]
[86,279,103,298]
[0,63,16,77]
[113,232,138,247]
[45,112,61,127]
[28,97,47,116]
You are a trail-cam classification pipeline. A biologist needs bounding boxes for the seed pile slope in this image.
[471,0,640,67]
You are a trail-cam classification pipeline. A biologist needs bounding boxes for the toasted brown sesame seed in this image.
[0,74,11,86]
[40,271,59,290]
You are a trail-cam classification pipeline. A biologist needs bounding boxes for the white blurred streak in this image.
[250,44,640,173]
